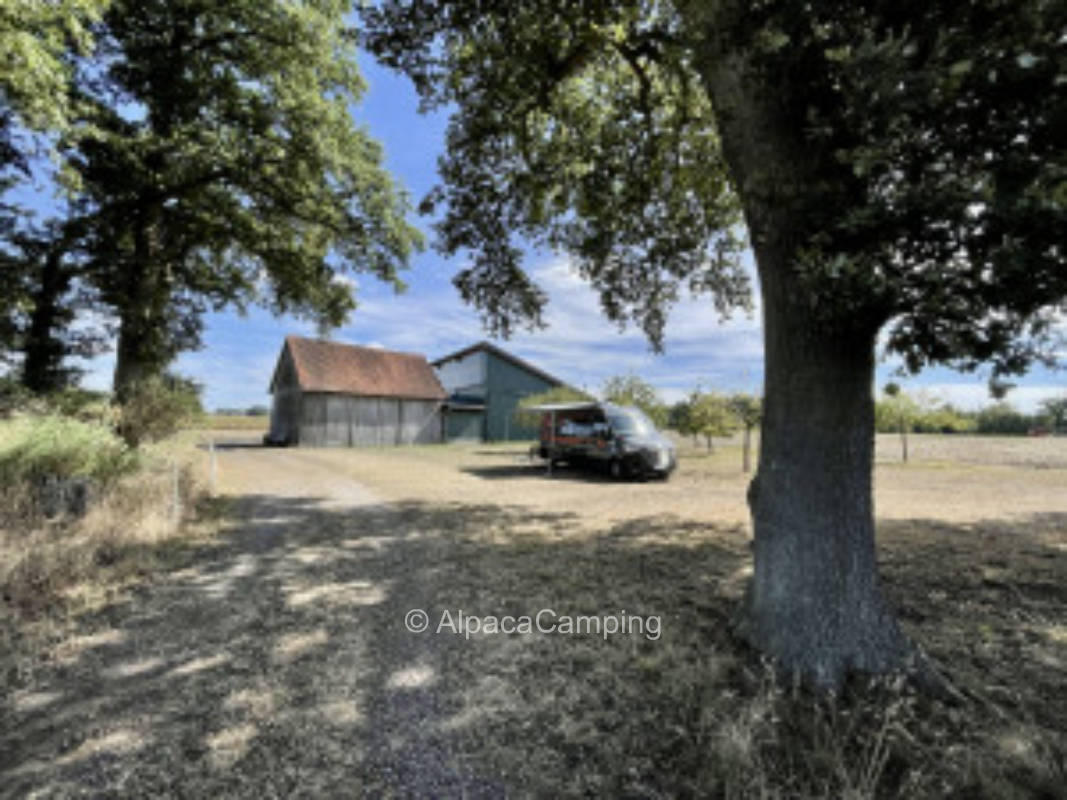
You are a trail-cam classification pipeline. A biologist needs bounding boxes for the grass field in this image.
[224,432,1067,528]
[0,429,222,694]
[4,431,1064,796]
[204,432,1067,797]
[199,414,269,432]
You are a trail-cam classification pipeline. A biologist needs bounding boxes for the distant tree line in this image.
[876,387,1067,437]
[523,375,1065,469]
[214,405,270,417]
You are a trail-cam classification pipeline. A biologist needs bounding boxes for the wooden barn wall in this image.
[298,393,441,447]
[268,348,303,444]
[269,389,302,443]
[403,400,443,444]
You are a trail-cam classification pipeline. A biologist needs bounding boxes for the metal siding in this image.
[269,349,303,443]
[398,399,419,444]
[269,388,301,443]
[485,353,560,441]
[434,351,487,398]
[446,409,484,441]
[321,395,346,446]
[284,392,440,447]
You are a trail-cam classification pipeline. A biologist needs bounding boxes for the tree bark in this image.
[112,207,169,406]
[22,246,71,394]
[742,425,751,473]
[743,268,912,687]
[684,22,915,688]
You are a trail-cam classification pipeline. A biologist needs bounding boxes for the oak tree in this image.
[361,0,1066,687]
[62,0,423,409]
[4,221,108,393]
[1,1,108,374]
[0,0,107,182]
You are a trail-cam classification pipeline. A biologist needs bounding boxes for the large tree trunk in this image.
[684,19,915,688]
[743,265,912,688]
[112,207,176,448]
[112,208,169,406]
[22,246,71,394]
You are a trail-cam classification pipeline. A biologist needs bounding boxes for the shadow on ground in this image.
[460,461,622,482]
[1,496,1064,797]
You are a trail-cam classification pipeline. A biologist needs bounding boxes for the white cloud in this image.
[914,382,1066,413]
[331,273,359,291]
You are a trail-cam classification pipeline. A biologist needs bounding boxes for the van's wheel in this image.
[610,458,623,480]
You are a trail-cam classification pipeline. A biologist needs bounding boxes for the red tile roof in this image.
[274,336,445,400]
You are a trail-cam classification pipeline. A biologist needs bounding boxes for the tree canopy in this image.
[687,389,736,450]
[601,373,667,425]
[0,0,107,180]
[3,0,423,409]
[362,0,1065,374]
[1040,395,1067,433]
[361,1,1066,687]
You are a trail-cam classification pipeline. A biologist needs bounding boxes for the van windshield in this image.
[607,408,655,436]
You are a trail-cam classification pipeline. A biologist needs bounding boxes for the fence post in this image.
[172,459,181,529]
[209,437,217,496]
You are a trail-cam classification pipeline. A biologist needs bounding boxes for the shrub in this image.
[0,413,137,487]
[0,375,37,418]
[975,402,1034,435]
[914,406,977,434]
[45,386,117,426]
[117,374,204,446]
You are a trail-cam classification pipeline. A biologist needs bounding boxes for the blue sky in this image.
[56,58,1064,413]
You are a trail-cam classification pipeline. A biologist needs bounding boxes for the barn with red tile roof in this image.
[267,336,445,446]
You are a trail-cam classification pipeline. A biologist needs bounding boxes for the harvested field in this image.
[224,433,1067,528]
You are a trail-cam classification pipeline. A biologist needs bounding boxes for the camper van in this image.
[531,402,677,480]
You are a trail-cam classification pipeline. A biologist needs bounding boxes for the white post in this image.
[209,437,217,496]
[172,459,181,528]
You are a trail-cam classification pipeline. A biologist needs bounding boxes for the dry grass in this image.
[215,436,1065,796]
[198,414,269,432]
[236,432,1067,529]
[3,434,1064,797]
[0,433,223,690]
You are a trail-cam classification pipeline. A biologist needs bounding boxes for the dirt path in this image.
[1,449,504,798]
